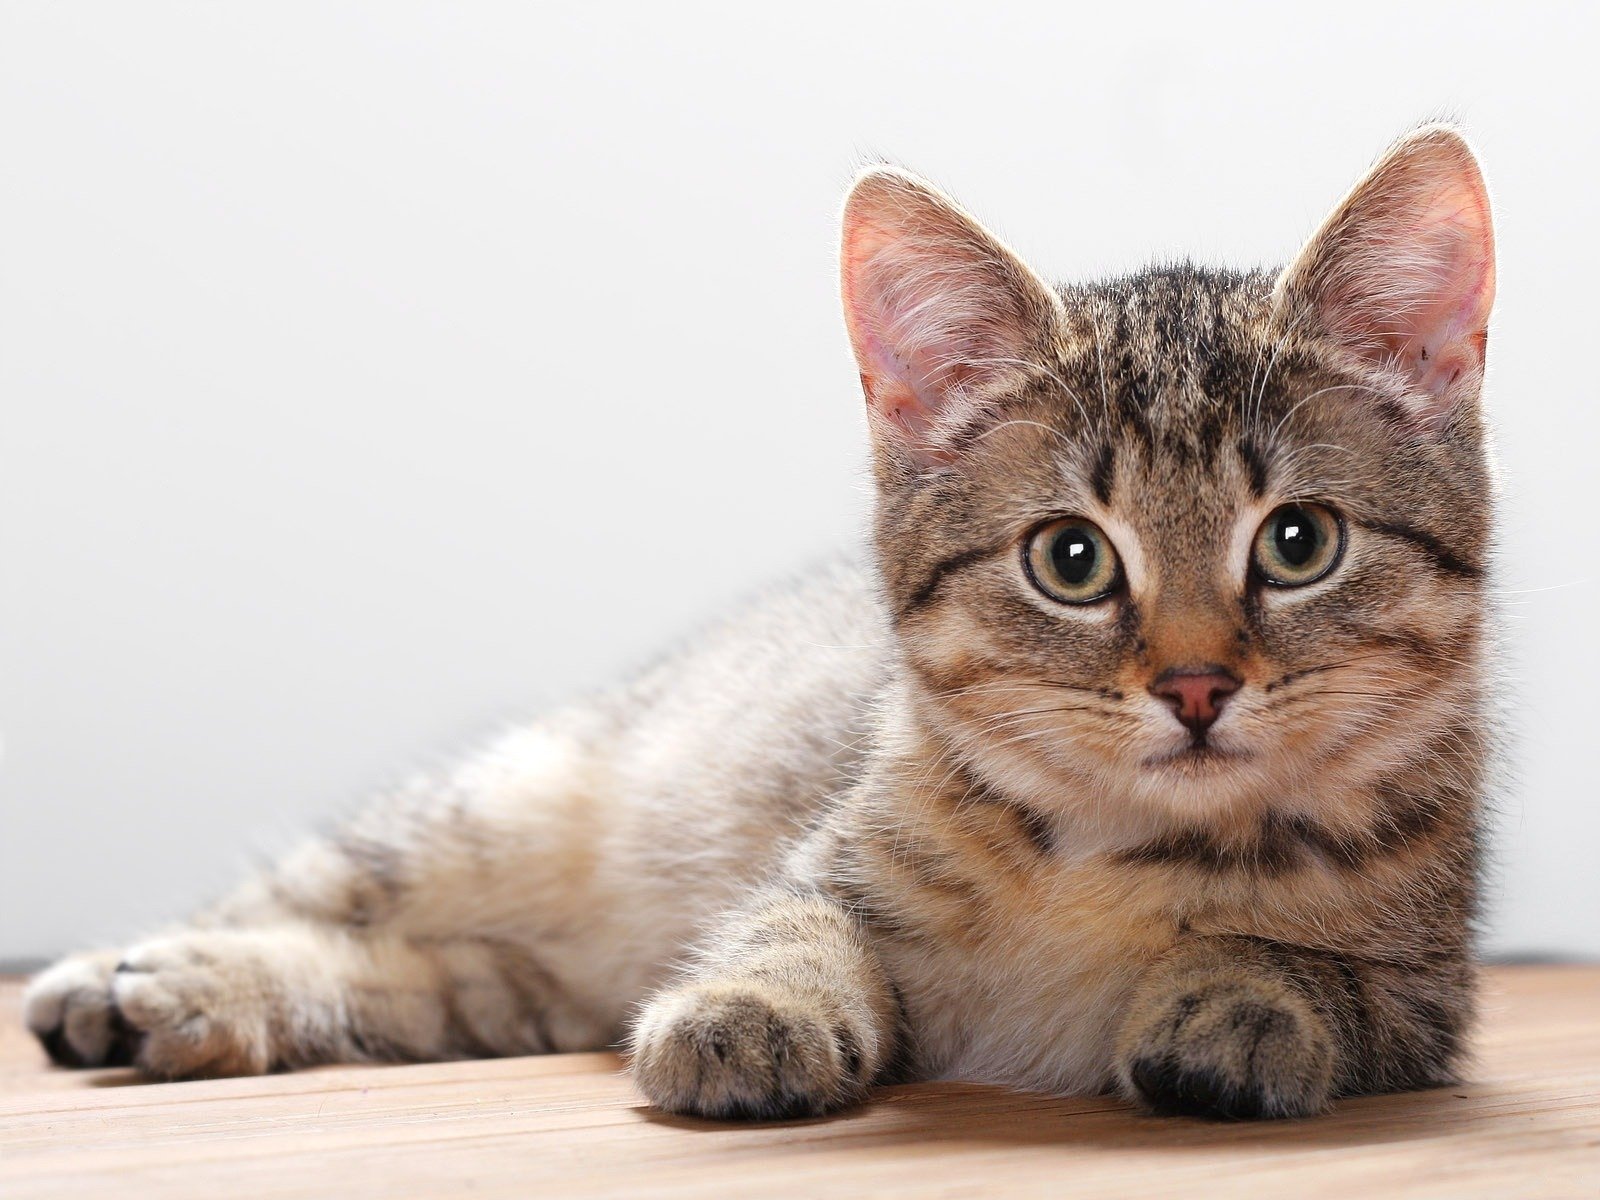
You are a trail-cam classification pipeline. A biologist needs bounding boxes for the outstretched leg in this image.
[26,921,598,1078]
[24,722,645,1076]
[631,887,905,1119]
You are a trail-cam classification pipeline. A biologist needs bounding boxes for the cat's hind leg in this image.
[25,725,629,1077]
[27,924,584,1078]
[22,949,132,1068]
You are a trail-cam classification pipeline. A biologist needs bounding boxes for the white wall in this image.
[2,2,1594,961]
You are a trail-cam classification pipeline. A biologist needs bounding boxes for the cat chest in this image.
[864,858,1187,1094]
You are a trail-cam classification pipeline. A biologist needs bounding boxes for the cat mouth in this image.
[1142,743,1248,770]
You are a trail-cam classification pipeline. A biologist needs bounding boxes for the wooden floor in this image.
[2,967,1596,1199]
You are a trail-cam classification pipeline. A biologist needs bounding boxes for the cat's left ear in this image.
[840,166,1065,467]
[1275,124,1496,430]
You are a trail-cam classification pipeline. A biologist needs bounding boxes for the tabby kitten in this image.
[25,125,1496,1121]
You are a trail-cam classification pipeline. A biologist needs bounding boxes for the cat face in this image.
[841,127,1495,826]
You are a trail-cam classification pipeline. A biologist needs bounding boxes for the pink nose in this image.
[1150,666,1241,734]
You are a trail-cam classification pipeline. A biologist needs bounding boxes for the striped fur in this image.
[26,127,1496,1122]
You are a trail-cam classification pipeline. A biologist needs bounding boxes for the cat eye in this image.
[1024,518,1122,604]
[1251,503,1343,587]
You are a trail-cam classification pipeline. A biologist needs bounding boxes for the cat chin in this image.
[1116,742,1277,817]
[1134,746,1262,809]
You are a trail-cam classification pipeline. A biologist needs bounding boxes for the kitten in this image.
[24,124,1495,1121]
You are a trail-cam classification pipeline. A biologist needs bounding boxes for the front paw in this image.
[1116,972,1334,1120]
[631,983,868,1120]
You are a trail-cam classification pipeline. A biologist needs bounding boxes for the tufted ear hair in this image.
[1275,125,1496,432]
[840,166,1065,467]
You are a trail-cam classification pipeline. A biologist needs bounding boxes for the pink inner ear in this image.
[842,212,984,451]
[1393,277,1491,403]
[1358,182,1492,400]
[842,221,946,443]
[840,176,1055,465]
[1309,147,1496,423]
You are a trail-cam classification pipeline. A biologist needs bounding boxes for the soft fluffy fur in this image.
[25,125,1497,1122]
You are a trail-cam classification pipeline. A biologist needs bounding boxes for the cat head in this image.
[840,126,1495,828]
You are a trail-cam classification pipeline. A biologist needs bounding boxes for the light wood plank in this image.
[1,967,1596,1198]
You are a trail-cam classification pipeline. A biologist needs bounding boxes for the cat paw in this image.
[23,949,137,1068]
[105,932,281,1078]
[26,933,287,1078]
[1116,973,1334,1120]
[631,983,868,1120]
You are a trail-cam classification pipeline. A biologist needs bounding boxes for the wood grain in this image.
[2,966,1596,1198]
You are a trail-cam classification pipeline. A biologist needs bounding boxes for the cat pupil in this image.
[1275,509,1317,566]
[1052,529,1095,585]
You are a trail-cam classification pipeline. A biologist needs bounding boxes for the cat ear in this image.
[840,167,1064,466]
[1275,125,1496,431]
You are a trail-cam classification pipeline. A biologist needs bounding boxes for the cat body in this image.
[25,126,1496,1121]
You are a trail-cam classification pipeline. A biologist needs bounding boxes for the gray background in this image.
[2,2,1594,962]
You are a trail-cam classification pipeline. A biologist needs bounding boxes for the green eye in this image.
[1252,503,1343,586]
[1025,518,1121,604]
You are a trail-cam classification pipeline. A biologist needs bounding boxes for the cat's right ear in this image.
[840,167,1064,468]
[1274,125,1496,431]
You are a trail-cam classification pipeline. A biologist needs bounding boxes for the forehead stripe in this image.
[1237,437,1270,498]
[1089,443,1116,506]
